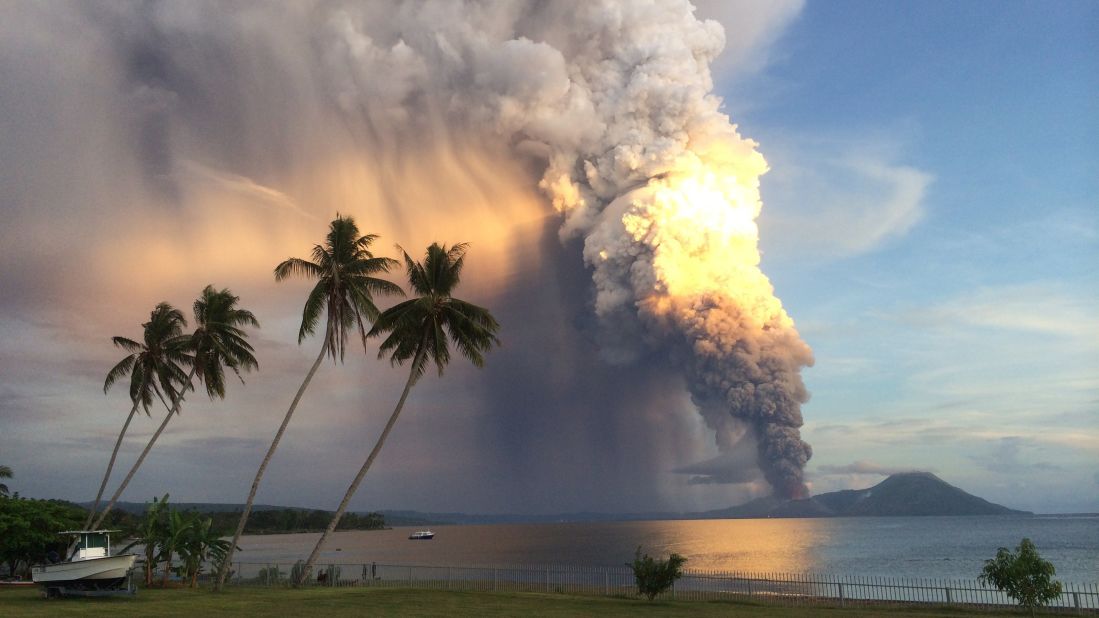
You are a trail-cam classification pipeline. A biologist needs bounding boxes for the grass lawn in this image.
[0,585,1018,617]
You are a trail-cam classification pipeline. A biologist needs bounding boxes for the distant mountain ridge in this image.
[79,472,1029,525]
[704,472,1030,519]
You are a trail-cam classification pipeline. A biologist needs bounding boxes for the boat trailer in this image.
[41,568,136,599]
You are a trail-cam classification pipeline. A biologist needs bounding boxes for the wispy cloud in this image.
[902,282,1099,339]
[694,0,805,79]
[816,460,923,476]
[968,437,1063,475]
[178,161,317,220]
[758,137,932,260]
[808,414,1099,453]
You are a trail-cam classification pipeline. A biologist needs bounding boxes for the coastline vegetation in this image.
[0,465,12,497]
[0,479,386,582]
[628,547,687,601]
[0,497,84,578]
[979,538,1062,616]
[204,508,387,536]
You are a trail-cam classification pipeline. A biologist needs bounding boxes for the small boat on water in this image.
[31,530,136,598]
[408,530,435,540]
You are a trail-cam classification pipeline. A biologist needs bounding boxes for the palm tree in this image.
[91,286,259,530]
[120,494,170,586]
[157,508,192,587]
[79,303,189,535]
[215,215,400,590]
[180,515,235,588]
[0,465,11,497]
[298,242,499,583]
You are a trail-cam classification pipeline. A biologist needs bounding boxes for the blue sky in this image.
[0,1,1095,515]
[720,0,1098,511]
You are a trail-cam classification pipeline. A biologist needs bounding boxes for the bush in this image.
[255,565,284,585]
[979,538,1062,616]
[0,497,84,578]
[627,546,687,601]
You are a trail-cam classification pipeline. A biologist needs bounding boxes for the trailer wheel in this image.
[46,587,61,599]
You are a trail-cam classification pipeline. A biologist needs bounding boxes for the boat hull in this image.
[32,554,136,585]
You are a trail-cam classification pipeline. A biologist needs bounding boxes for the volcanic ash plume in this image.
[525,2,816,497]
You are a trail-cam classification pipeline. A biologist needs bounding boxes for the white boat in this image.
[408,530,435,540]
[31,530,136,597]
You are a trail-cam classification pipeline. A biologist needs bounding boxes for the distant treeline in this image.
[79,502,386,536]
[204,509,386,535]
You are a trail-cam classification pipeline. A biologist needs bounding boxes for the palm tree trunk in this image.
[81,400,140,527]
[67,399,141,559]
[68,384,176,559]
[297,351,424,585]
[162,552,171,587]
[91,365,198,530]
[214,337,330,591]
[145,546,155,586]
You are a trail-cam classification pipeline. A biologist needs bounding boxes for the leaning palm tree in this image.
[214,215,401,590]
[91,286,259,530]
[0,465,11,497]
[298,242,499,583]
[79,303,189,535]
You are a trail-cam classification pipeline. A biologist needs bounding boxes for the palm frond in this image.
[189,285,259,399]
[359,275,404,299]
[104,355,137,394]
[353,232,380,252]
[274,257,324,282]
[111,337,144,354]
[347,285,381,324]
[429,317,450,376]
[443,301,500,368]
[227,308,260,330]
[345,255,400,276]
[299,281,327,344]
[448,299,502,332]
[443,243,469,289]
[364,241,499,381]
[277,216,400,365]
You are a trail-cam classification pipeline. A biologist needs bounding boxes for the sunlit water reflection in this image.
[233,515,1098,582]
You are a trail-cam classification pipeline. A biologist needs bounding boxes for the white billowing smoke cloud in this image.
[0,0,812,500]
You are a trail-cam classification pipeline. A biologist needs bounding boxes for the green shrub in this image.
[979,538,1062,616]
[255,565,284,585]
[627,546,687,601]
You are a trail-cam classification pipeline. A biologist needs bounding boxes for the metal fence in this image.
[187,561,1099,613]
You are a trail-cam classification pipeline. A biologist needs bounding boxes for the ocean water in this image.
[233,515,1098,583]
